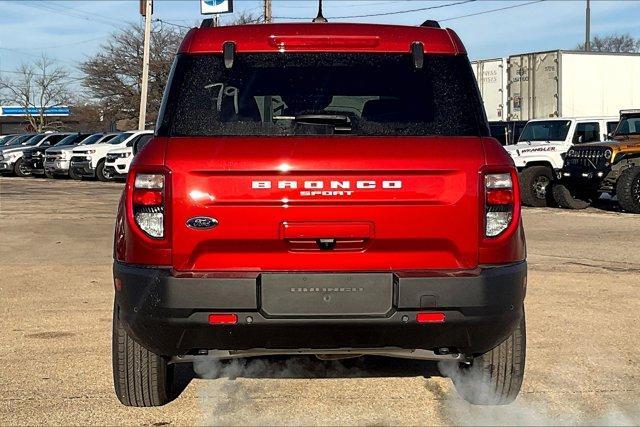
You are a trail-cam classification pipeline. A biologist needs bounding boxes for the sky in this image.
[0,0,639,82]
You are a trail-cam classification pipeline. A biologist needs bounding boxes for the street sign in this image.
[140,0,153,16]
[0,106,70,117]
[201,0,233,15]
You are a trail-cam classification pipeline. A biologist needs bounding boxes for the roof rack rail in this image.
[201,18,214,28]
[420,20,441,28]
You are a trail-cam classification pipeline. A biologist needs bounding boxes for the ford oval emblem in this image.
[187,216,218,229]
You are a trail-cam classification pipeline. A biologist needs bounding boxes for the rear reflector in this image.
[208,313,238,325]
[416,312,446,324]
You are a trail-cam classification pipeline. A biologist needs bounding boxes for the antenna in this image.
[313,0,328,23]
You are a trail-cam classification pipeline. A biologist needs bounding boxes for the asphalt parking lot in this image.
[1,176,639,426]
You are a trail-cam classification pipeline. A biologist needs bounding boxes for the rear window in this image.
[158,53,487,137]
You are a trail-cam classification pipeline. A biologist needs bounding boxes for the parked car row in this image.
[495,110,640,213]
[3,110,639,213]
[0,131,153,181]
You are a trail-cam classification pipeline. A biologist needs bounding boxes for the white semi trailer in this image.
[471,50,640,121]
[471,58,507,122]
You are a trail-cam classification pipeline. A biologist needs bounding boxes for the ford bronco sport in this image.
[112,21,527,407]
[554,109,640,212]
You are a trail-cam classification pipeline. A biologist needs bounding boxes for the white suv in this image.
[69,131,152,181]
[504,117,618,207]
[104,133,153,180]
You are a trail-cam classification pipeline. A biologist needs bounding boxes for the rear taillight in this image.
[133,173,165,238]
[485,173,514,237]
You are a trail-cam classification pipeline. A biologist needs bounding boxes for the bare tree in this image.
[80,23,184,128]
[225,10,264,25]
[0,56,71,132]
[577,34,640,53]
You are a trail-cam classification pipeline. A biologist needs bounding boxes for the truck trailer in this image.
[472,51,640,121]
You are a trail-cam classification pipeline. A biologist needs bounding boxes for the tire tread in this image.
[450,312,526,405]
[616,167,640,213]
[112,303,172,407]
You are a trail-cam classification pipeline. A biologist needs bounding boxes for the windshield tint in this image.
[159,53,486,137]
[55,134,81,147]
[615,115,640,136]
[108,133,133,145]
[519,120,571,142]
[25,134,47,146]
[6,134,34,146]
[78,134,104,145]
[1,135,16,145]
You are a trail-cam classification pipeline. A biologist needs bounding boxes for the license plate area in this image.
[260,273,394,317]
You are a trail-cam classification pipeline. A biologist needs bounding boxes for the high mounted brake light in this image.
[133,173,165,238]
[484,173,514,237]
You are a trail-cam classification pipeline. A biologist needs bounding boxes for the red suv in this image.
[112,21,527,407]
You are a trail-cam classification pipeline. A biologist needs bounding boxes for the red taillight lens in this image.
[485,173,514,237]
[208,313,238,325]
[486,188,514,205]
[416,312,446,324]
[133,189,163,206]
[132,173,165,239]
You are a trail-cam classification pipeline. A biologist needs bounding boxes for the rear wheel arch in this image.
[443,310,526,405]
[522,161,554,169]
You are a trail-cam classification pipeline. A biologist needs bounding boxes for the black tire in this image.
[96,160,109,182]
[44,170,54,179]
[616,166,640,214]
[68,167,82,180]
[519,166,554,207]
[552,183,590,210]
[14,158,32,177]
[445,313,526,405]
[112,302,174,407]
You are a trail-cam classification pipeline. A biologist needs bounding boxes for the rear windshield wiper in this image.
[293,114,352,135]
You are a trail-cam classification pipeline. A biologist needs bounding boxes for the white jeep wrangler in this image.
[504,117,618,206]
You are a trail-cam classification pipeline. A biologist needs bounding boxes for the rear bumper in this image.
[114,261,527,357]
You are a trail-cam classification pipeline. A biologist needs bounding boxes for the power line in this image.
[282,1,400,9]
[274,0,475,20]
[154,19,192,30]
[440,0,546,22]
[16,2,124,29]
[0,47,78,66]
[20,37,107,51]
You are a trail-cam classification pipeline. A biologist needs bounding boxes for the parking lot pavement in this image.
[0,176,639,426]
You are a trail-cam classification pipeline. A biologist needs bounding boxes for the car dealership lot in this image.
[0,177,638,426]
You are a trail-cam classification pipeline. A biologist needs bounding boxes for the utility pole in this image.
[138,0,153,130]
[585,0,591,52]
[264,0,272,23]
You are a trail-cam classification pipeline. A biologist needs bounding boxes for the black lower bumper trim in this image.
[114,261,527,357]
